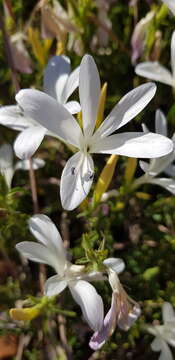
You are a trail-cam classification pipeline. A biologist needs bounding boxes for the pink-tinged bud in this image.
[10,34,33,74]
[89,292,117,350]
[89,271,141,350]
[131,11,155,65]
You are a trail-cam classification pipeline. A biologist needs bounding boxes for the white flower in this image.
[147,302,175,360]
[0,55,80,160]
[161,0,175,15]
[135,31,175,87]
[15,55,173,210]
[16,214,104,332]
[133,110,175,194]
[89,257,141,350]
[0,143,45,188]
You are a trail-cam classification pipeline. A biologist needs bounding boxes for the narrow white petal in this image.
[126,304,141,329]
[135,62,174,86]
[164,163,175,177]
[29,214,64,250]
[103,258,125,274]
[64,101,81,114]
[69,280,104,331]
[60,152,94,211]
[142,123,149,133]
[163,302,175,323]
[167,339,175,348]
[14,126,46,159]
[44,55,70,102]
[62,66,80,103]
[16,89,83,148]
[79,55,101,137]
[28,214,66,274]
[162,0,175,14]
[159,341,173,360]
[139,160,150,173]
[147,326,157,336]
[0,144,14,188]
[16,241,59,270]
[0,105,36,131]
[146,152,175,176]
[166,330,175,347]
[91,132,173,158]
[155,110,168,136]
[151,337,162,351]
[171,31,175,79]
[96,83,156,138]
[0,143,13,168]
[149,177,175,194]
[45,275,67,297]
[89,292,117,350]
[15,158,45,171]
[1,167,14,188]
[31,158,45,169]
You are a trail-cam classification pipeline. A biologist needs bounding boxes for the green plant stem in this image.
[0,11,20,93]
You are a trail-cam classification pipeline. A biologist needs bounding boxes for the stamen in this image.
[83,170,94,182]
[71,167,76,175]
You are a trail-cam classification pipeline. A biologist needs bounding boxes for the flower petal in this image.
[155,110,167,136]
[148,177,175,194]
[0,144,14,188]
[89,292,117,350]
[146,152,175,176]
[166,330,175,347]
[69,280,104,331]
[43,55,70,102]
[14,126,46,159]
[164,163,175,177]
[159,341,173,360]
[171,31,175,79]
[125,304,141,329]
[60,152,94,210]
[16,241,60,270]
[79,55,101,137]
[64,101,81,114]
[45,275,67,296]
[147,325,157,336]
[91,132,173,158]
[15,158,45,171]
[16,89,83,148]
[62,66,80,103]
[0,105,36,131]
[163,302,175,323]
[151,337,162,351]
[142,123,150,134]
[28,214,66,275]
[139,160,150,173]
[135,62,174,86]
[0,144,13,169]
[103,258,125,274]
[95,83,156,138]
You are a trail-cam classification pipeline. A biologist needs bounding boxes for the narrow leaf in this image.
[94,155,118,203]
[95,82,108,129]
[28,27,46,67]
[124,157,138,184]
